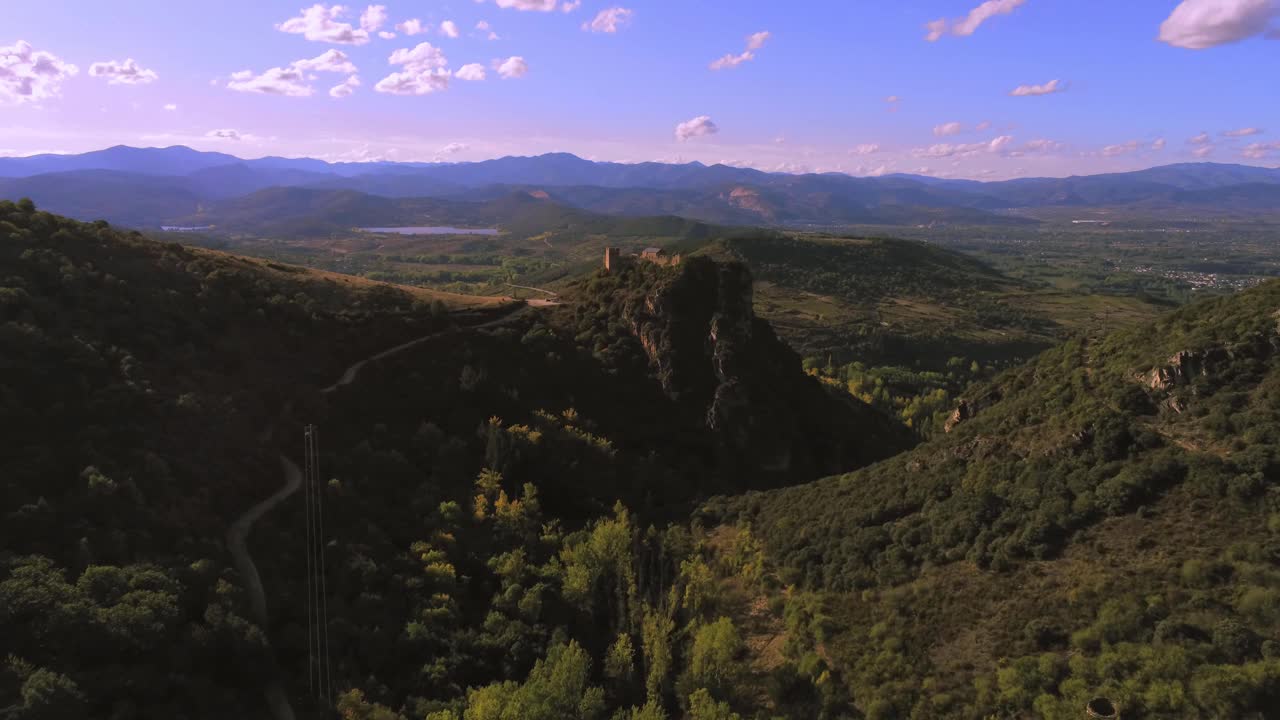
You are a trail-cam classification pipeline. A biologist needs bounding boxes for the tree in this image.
[463,641,606,720]
[687,689,741,720]
[681,618,744,703]
[641,608,674,705]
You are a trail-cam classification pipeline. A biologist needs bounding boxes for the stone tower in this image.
[604,247,621,273]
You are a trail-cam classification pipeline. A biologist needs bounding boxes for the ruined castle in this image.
[604,246,681,272]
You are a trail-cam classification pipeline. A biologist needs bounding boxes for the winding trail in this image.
[225,303,530,720]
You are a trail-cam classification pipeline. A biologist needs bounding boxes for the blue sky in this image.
[2,0,1278,178]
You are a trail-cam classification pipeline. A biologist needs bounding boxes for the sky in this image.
[2,0,1278,179]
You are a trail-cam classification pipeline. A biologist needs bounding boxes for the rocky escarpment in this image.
[618,256,912,481]
[1139,327,1280,412]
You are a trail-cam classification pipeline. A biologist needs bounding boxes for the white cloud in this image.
[0,40,79,104]
[440,142,469,154]
[360,4,388,32]
[294,49,358,73]
[1188,131,1212,145]
[584,7,634,33]
[1223,126,1263,136]
[377,42,450,94]
[975,119,992,131]
[1158,0,1279,49]
[163,103,177,111]
[1102,140,1143,157]
[476,20,501,39]
[1192,144,1215,158]
[379,31,396,39]
[1151,137,1167,150]
[1242,141,1280,158]
[229,49,358,96]
[913,135,1013,158]
[1009,78,1065,96]
[227,66,312,96]
[934,121,964,137]
[330,74,360,97]
[745,31,771,50]
[440,20,461,38]
[709,51,753,70]
[850,144,881,155]
[397,19,428,35]
[495,55,528,78]
[675,115,718,142]
[709,30,770,70]
[1020,138,1066,153]
[455,63,487,81]
[494,0,559,10]
[561,0,582,11]
[925,0,1027,41]
[88,58,158,85]
[206,128,244,141]
[277,4,371,44]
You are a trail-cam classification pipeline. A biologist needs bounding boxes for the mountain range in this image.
[2,145,1278,230]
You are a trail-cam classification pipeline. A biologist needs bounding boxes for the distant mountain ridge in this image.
[1,145,1277,229]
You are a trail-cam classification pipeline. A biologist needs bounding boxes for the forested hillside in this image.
[0,201,502,717]
[709,280,1280,717]
[1,205,904,719]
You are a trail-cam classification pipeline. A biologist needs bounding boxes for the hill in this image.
[0,204,908,719]
[705,279,1280,717]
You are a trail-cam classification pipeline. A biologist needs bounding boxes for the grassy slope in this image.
[707,281,1280,718]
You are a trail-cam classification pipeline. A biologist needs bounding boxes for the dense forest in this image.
[6,202,1280,719]
[0,204,902,719]
[708,280,1280,717]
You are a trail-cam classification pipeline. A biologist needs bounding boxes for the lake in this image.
[359,226,499,236]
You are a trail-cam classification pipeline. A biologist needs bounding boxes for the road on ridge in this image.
[224,304,530,720]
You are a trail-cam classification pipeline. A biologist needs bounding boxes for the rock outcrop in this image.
[944,388,1003,433]
[619,256,912,482]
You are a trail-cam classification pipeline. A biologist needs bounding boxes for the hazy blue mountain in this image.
[0,145,241,178]
[1,146,1276,229]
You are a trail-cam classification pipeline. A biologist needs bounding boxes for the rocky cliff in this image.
[602,256,912,482]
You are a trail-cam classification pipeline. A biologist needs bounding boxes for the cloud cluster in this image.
[455,63,487,81]
[934,121,964,137]
[229,49,358,96]
[583,7,634,33]
[329,74,361,98]
[88,58,158,85]
[675,115,718,142]
[397,19,428,35]
[360,5,387,32]
[850,144,882,155]
[913,135,1012,158]
[1005,138,1066,157]
[1009,78,1065,96]
[1158,0,1279,49]
[206,128,244,141]
[709,31,771,70]
[494,0,559,10]
[376,42,450,94]
[440,20,461,38]
[0,40,78,104]
[1102,140,1143,157]
[925,0,1027,41]
[495,55,528,79]
[1242,141,1280,158]
[277,4,371,44]
[1223,127,1263,137]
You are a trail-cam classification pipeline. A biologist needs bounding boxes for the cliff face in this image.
[616,257,911,481]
